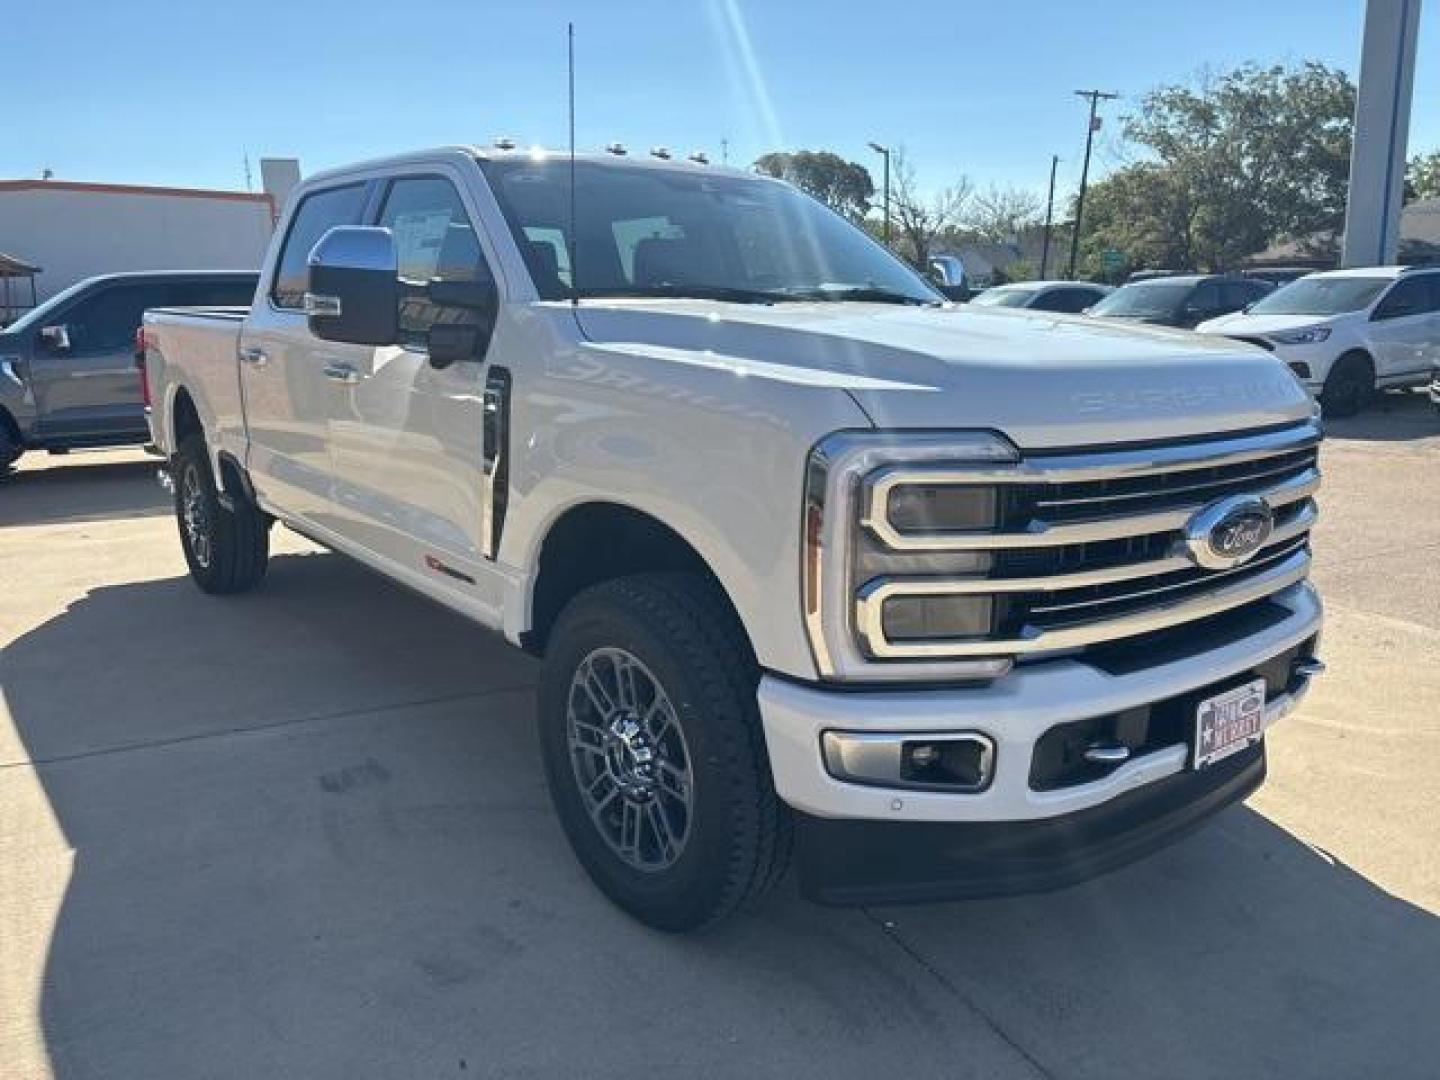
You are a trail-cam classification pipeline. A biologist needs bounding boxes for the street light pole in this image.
[1066,89,1117,279]
[868,141,891,245]
[1040,153,1059,279]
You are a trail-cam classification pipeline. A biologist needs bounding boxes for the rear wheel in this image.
[1319,352,1374,418]
[538,573,792,931]
[174,435,268,594]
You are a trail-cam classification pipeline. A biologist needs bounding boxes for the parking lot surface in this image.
[3,393,1438,1079]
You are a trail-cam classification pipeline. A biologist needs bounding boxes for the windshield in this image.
[480,158,941,305]
[1248,276,1390,316]
[1090,281,1192,317]
[970,286,1039,308]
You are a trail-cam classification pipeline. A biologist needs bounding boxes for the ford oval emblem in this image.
[1183,495,1274,570]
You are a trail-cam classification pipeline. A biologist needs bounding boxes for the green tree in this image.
[1408,150,1440,201]
[753,150,875,221]
[1079,62,1355,273]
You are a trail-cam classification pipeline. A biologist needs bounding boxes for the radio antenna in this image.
[567,22,578,307]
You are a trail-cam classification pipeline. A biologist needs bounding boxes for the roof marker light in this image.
[650,146,672,160]
[605,142,628,156]
[493,136,517,150]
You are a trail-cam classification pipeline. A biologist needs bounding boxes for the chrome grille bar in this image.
[857,549,1311,660]
[868,466,1318,552]
[858,501,1316,599]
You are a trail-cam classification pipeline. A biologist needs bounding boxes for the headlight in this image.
[1267,327,1331,346]
[802,430,1019,682]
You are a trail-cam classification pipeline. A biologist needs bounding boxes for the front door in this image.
[240,181,371,528]
[30,281,164,441]
[325,171,505,620]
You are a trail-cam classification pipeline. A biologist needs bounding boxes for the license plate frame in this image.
[1193,678,1267,770]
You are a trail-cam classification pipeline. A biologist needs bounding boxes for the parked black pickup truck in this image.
[0,271,257,471]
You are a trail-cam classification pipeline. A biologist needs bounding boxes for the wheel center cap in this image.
[603,713,655,796]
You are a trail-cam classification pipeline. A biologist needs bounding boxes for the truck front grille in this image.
[854,422,1321,663]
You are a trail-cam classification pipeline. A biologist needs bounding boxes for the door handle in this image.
[322,362,361,385]
[239,346,269,368]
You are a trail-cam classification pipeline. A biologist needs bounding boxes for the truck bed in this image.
[142,306,251,466]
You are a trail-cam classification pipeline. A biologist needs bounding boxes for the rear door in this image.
[325,170,502,608]
[238,182,370,527]
[30,280,169,441]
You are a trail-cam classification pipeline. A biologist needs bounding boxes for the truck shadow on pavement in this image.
[4,551,1439,1079]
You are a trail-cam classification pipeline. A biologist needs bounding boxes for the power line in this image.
[1066,89,1118,279]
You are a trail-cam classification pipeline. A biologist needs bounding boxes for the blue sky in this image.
[6,0,1437,203]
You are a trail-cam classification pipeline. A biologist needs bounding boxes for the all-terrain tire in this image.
[173,434,268,594]
[538,573,792,931]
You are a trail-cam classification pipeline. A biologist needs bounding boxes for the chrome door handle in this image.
[322,362,361,385]
[239,346,268,368]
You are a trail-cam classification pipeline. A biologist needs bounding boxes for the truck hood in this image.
[572,301,1314,449]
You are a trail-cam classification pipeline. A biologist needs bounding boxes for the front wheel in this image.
[1319,353,1374,418]
[538,574,792,931]
[174,435,269,594]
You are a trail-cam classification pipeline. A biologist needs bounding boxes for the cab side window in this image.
[377,175,495,347]
[62,283,169,353]
[271,184,368,309]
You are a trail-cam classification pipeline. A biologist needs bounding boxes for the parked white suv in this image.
[1198,266,1440,416]
[142,146,1324,929]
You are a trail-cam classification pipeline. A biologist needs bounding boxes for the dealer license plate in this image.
[1193,679,1267,770]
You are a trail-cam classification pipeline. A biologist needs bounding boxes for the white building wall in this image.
[0,185,276,302]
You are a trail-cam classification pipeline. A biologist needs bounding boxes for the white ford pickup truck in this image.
[143,146,1324,930]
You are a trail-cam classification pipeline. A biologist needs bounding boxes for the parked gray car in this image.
[0,271,257,471]
[968,280,1113,314]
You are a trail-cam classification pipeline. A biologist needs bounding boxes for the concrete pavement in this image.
[2,392,1438,1079]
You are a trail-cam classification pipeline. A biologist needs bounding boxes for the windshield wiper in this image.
[782,285,940,307]
[573,285,797,305]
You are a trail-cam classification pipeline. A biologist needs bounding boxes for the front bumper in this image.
[762,581,1320,906]
[797,741,1266,905]
[759,580,1320,824]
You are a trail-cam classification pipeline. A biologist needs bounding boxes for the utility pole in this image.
[868,142,892,245]
[1066,89,1117,279]
[1040,154,1059,279]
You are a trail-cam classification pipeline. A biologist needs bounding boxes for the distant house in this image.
[1242,198,1440,271]
[0,168,297,304]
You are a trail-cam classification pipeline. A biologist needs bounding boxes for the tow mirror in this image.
[39,324,71,354]
[305,226,399,345]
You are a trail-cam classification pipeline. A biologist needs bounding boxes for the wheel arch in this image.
[521,500,754,662]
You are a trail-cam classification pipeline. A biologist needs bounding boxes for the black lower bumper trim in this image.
[797,742,1265,906]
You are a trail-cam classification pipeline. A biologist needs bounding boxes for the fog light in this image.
[821,731,995,791]
[1288,361,1312,379]
[881,594,993,642]
[900,739,990,787]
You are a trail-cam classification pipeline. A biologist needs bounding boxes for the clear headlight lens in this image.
[1268,327,1331,345]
